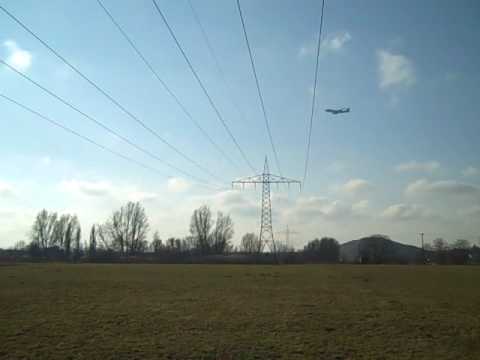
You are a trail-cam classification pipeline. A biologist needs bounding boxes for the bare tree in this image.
[210,212,234,254]
[63,216,80,259]
[89,225,97,257]
[103,202,150,255]
[433,238,449,251]
[72,226,82,261]
[12,240,27,250]
[30,209,58,250]
[97,224,111,251]
[151,231,164,253]
[51,214,71,248]
[433,237,449,264]
[424,242,434,251]
[452,239,471,249]
[240,233,264,254]
[190,205,213,254]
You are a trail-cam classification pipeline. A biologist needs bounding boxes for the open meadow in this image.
[1,264,479,359]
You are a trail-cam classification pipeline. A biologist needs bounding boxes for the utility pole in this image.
[420,232,425,264]
[233,157,300,258]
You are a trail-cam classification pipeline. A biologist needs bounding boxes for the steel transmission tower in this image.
[233,157,300,253]
[420,232,425,264]
[276,225,300,249]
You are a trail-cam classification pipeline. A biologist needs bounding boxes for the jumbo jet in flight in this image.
[325,107,350,115]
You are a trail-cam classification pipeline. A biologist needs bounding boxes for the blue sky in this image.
[1,0,479,248]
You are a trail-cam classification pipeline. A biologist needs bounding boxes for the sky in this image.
[1,0,479,249]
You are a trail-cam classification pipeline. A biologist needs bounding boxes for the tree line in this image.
[3,201,480,265]
[2,201,340,263]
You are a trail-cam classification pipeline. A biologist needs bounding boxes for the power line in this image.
[236,0,282,177]
[187,0,247,124]
[0,93,221,192]
[0,3,220,182]
[96,0,239,172]
[151,0,257,174]
[0,59,222,188]
[303,0,325,187]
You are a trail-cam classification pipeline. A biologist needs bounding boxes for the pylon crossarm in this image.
[232,174,264,183]
[267,174,301,183]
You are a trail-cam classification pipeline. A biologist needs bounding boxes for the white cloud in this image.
[0,181,14,198]
[3,40,32,72]
[377,50,415,89]
[299,31,351,57]
[59,179,161,203]
[323,31,352,51]
[60,180,112,197]
[381,203,430,221]
[322,200,352,219]
[287,196,333,221]
[167,178,190,193]
[395,161,440,173]
[284,195,372,224]
[406,179,480,197]
[352,200,369,215]
[462,166,478,177]
[193,190,258,217]
[127,191,158,202]
[341,179,371,195]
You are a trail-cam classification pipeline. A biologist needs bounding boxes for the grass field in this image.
[1,264,479,359]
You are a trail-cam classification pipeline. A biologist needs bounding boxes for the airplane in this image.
[325,107,350,115]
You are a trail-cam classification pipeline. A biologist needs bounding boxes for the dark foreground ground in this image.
[1,264,479,359]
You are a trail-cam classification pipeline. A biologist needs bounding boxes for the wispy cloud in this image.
[3,40,32,72]
[395,161,440,173]
[323,31,352,51]
[167,178,190,193]
[59,179,159,202]
[377,50,415,89]
[341,179,371,195]
[283,195,373,224]
[299,31,352,57]
[405,179,480,197]
[191,190,258,218]
[381,203,431,221]
[60,180,112,197]
[128,191,158,202]
[286,196,348,222]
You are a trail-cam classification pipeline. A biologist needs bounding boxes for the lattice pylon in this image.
[232,155,301,257]
[259,157,275,253]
